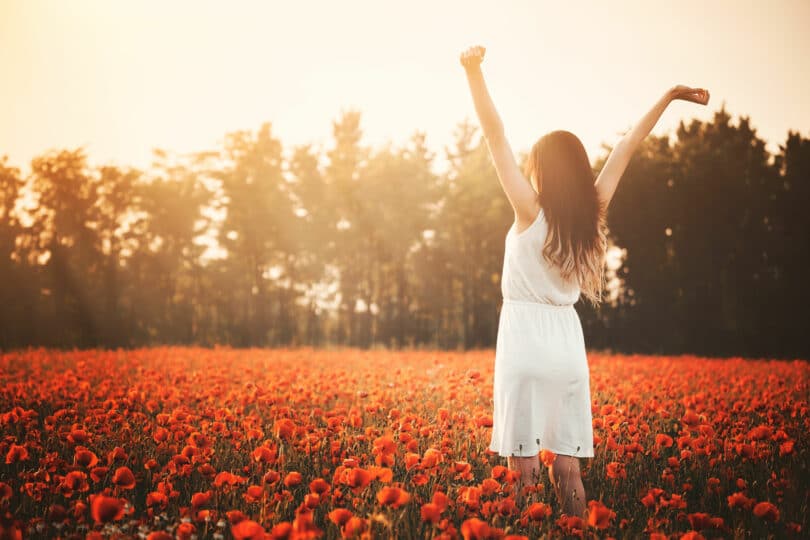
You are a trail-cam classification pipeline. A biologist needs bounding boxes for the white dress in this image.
[488,207,595,459]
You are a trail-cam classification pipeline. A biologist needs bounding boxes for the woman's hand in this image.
[460,45,486,71]
[669,85,710,105]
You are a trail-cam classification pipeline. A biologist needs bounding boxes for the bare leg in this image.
[507,455,541,506]
[547,454,587,520]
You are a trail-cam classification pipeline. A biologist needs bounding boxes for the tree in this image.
[95,165,142,347]
[0,157,29,348]
[29,148,103,347]
[213,123,295,346]
[130,150,211,344]
[323,109,371,346]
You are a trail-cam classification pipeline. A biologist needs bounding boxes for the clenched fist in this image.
[460,45,486,71]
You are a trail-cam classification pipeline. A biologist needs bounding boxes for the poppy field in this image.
[0,347,807,539]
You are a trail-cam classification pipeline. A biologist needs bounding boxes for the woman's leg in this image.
[547,454,587,520]
[507,455,541,506]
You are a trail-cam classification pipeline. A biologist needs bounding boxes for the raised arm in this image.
[460,45,538,224]
[595,85,710,207]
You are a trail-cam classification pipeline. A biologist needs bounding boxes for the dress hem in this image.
[487,442,594,459]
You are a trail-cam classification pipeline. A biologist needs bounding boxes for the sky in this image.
[1,0,809,178]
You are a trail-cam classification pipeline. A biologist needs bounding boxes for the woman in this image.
[459,45,709,519]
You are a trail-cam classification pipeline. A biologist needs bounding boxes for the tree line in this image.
[1,105,807,358]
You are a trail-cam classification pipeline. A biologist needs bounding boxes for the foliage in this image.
[0,106,808,356]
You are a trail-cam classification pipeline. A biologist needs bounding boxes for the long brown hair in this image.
[523,130,608,307]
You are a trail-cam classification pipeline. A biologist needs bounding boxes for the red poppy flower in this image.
[112,466,136,489]
[727,491,755,510]
[268,522,292,540]
[252,445,275,463]
[527,502,552,521]
[284,472,303,488]
[376,486,410,508]
[61,470,89,496]
[432,490,450,511]
[214,471,247,487]
[5,444,28,464]
[67,428,90,445]
[681,410,700,427]
[343,517,367,537]
[146,491,168,509]
[74,447,98,468]
[176,522,196,540]
[344,467,372,493]
[539,449,556,467]
[480,478,500,496]
[309,478,330,495]
[107,446,127,464]
[90,495,124,524]
[687,512,713,530]
[90,466,108,483]
[606,461,626,480]
[411,473,429,486]
[328,508,352,527]
[421,502,441,523]
[460,517,499,540]
[274,419,296,441]
[491,465,508,480]
[294,493,315,510]
[369,466,394,483]
[655,434,674,448]
[587,500,616,529]
[421,448,442,468]
[232,519,265,540]
[191,490,212,510]
[753,501,779,522]
[404,453,420,470]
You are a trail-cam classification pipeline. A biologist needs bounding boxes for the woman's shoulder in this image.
[512,205,544,238]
